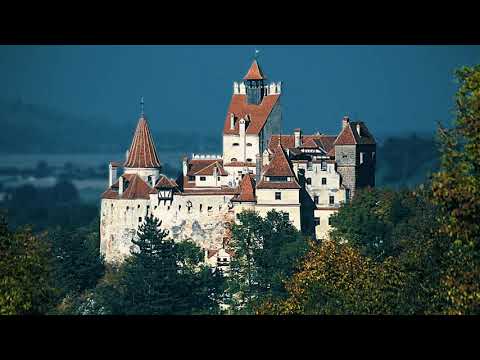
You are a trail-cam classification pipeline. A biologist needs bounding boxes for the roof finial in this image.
[254,48,260,60]
[140,96,144,117]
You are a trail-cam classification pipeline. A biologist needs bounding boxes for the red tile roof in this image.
[263,144,295,177]
[243,59,266,80]
[223,94,280,135]
[232,174,256,202]
[268,134,337,153]
[124,116,161,168]
[334,122,376,146]
[186,159,223,176]
[193,161,227,176]
[155,175,178,189]
[223,161,256,167]
[256,179,301,189]
[101,173,153,200]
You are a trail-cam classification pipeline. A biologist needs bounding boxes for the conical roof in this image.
[124,116,161,168]
[243,59,266,80]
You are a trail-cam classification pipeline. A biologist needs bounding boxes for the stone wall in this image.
[100,193,236,263]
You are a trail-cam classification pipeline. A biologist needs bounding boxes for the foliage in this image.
[227,210,308,314]
[84,215,225,315]
[48,219,105,306]
[431,65,480,314]
[0,213,55,314]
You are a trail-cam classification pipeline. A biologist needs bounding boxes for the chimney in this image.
[356,123,361,137]
[294,128,301,148]
[119,176,124,196]
[239,118,246,137]
[182,157,188,176]
[230,113,235,130]
[255,153,262,183]
[109,163,118,187]
[342,116,350,130]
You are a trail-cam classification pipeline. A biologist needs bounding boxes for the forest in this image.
[0,65,479,315]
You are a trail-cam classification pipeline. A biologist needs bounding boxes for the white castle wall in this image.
[100,193,236,263]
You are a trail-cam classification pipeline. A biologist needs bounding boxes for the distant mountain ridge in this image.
[0,98,221,154]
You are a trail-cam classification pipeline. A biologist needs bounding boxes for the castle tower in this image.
[333,116,376,199]
[123,106,162,184]
[243,59,267,105]
[223,57,282,170]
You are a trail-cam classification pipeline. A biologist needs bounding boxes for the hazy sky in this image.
[1,45,479,137]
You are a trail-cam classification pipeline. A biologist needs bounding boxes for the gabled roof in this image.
[268,134,337,154]
[124,116,161,168]
[232,174,256,202]
[243,59,266,80]
[186,159,224,176]
[256,179,301,190]
[223,94,280,135]
[263,144,296,177]
[101,173,153,200]
[155,175,178,189]
[334,122,376,146]
[193,161,227,176]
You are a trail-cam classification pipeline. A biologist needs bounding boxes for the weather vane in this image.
[140,96,144,117]
[254,48,260,59]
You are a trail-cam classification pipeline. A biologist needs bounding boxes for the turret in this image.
[243,59,267,105]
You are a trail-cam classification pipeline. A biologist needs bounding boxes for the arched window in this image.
[246,158,252,162]
[246,143,252,147]
[232,143,239,146]
[231,158,238,162]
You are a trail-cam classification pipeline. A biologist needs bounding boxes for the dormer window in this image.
[188,176,195,181]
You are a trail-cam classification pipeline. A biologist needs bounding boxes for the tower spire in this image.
[140,96,145,117]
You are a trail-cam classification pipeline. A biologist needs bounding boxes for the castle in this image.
[100,58,376,267]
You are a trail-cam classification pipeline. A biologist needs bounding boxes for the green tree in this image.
[48,220,105,307]
[227,210,308,314]
[87,214,224,315]
[0,213,55,314]
[432,65,480,314]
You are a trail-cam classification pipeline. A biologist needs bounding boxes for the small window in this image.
[314,196,319,204]
[231,158,237,162]
[233,143,239,146]
[246,158,252,162]
[314,217,320,226]
[307,161,313,170]
[207,206,212,212]
[329,195,334,205]
[322,178,327,185]
[200,204,203,212]
[306,178,312,185]
[188,176,195,181]
[342,154,347,159]
[360,152,364,164]
[179,205,182,211]
[138,217,142,223]
[200,176,206,181]
[217,177,221,181]
[236,213,240,219]
[328,217,332,225]
[247,143,252,147]
[275,192,281,200]
[321,161,327,171]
